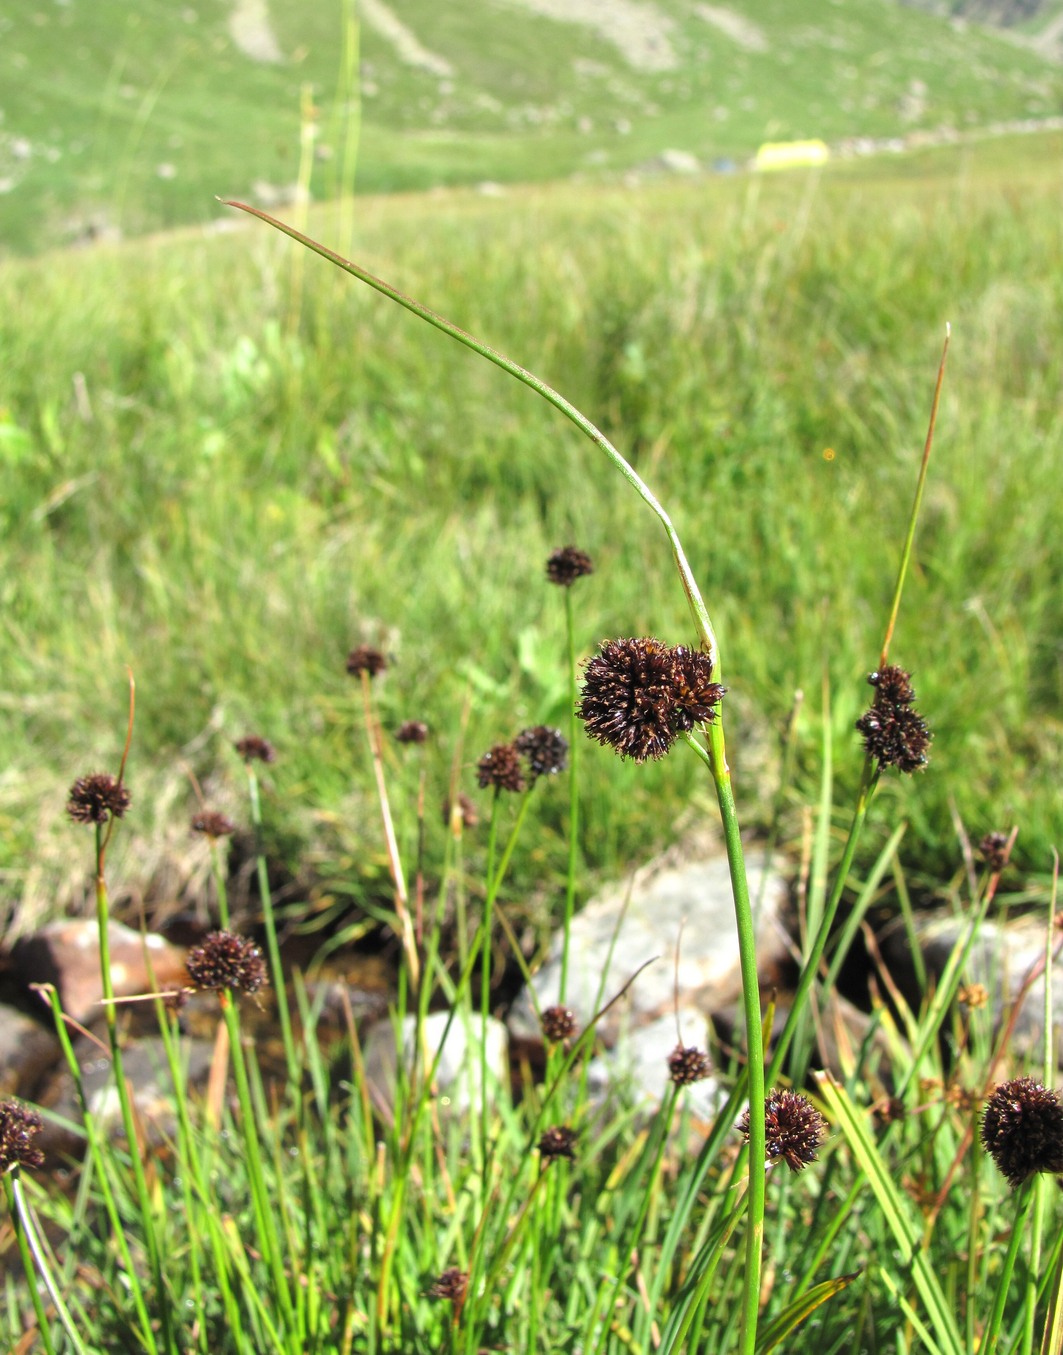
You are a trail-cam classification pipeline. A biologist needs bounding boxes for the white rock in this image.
[508,848,789,1044]
[362,1011,509,1116]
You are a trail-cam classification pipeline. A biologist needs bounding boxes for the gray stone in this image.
[508,848,789,1045]
[656,148,701,174]
[362,1011,509,1117]
[11,920,188,1025]
[881,914,1063,1062]
[0,1005,61,1096]
[585,1008,724,1121]
[39,1035,216,1157]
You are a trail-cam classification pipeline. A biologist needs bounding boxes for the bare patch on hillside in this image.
[360,0,454,77]
[229,0,284,63]
[502,0,677,72]
[692,5,768,53]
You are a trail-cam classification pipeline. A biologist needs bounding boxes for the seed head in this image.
[872,1096,907,1128]
[476,743,526,794]
[395,720,429,745]
[514,725,568,780]
[578,637,723,763]
[546,545,594,587]
[668,646,726,732]
[346,645,388,678]
[428,1268,468,1303]
[740,1089,827,1173]
[667,1044,713,1086]
[186,931,268,996]
[443,792,479,830]
[855,665,931,773]
[66,773,132,825]
[867,665,916,705]
[981,1078,1063,1188]
[979,832,1012,873]
[0,1100,45,1174]
[234,735,276,764]
[541,1005,577,1043]
[538,1125,578,1163]
[191,810,236,839]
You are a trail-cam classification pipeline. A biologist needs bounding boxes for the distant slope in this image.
[1,0,1061,254]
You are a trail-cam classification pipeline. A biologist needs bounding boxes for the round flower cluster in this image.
[538,1125,578,1163]
[346,645,388,678]
[428,1268,468,1303]
[476,743,526,794]
[0,1099,45,1174]
[234,735,276,764]
[191,810,236,839]
[514,725,568,780]
[982,1077,1063,1188]
[545,545,594,588]
[854,664,931,774]
[395,720,429,745]
[66,773,132,825]
[667,1044,713,1086]
[740,1089,827,1173]
[186,931,268,996]
[577,638,725,763]
[541,1005,577,1043]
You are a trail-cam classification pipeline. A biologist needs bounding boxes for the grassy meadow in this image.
[3,50,1063,1349]
[1,131,1062,939]
[3,0,1063,253]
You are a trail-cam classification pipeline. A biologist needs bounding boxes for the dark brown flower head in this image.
[428,1268,468,1303]
[66,773,132,825]
[443,792,479,831]
[476,743,526,794]
[740,1089,827,1173]
[577,637,678,763]
[395,720,429,745]
[867,665,916,705]
[541,1005,577,1043]
[514,725,568,780]
[856,664,931,774]
[0,1099,45,1174]
[538,1125,578,1163]
[667,1044,713,1086]
[577,638,725,763]
[234,735,276,764]
[346,645,388,678]
[186,931,268,996]
[958,983,989,1010]
[872,1096,907,1128]
[856,703,931,773]
[981,1077,1063,1188]
[668,646,726,733]
[979,832,1012,873]
[546,545,594,588]
[191,810,236,839]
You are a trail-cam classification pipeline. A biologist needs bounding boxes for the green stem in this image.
[697,724,764,1355]
[878,327,949,667]
[220,200,719,666]
[560,586,579,1003]
[42,984,156,1351]
[3,1173,61,1355]
[246,764,299,1087]
[221,993,299,1346]
[93,826,172,1353]
[984,1179,1035,1351]
[767,755,879,1086]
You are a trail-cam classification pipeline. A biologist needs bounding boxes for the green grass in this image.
[2,0,1062,253]
[1,130,1061,938]
[2,657,1060,1354]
